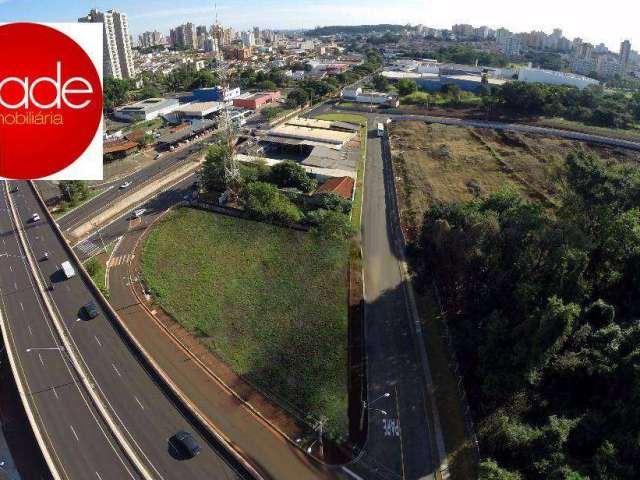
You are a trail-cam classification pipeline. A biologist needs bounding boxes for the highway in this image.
[2,181,247,479]
[0,183,140,480]
[56,142,205,234]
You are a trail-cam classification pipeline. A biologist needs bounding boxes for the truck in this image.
[377,122,384,137]
[61,260,75,279]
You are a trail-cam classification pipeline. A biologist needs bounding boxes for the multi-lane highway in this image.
[57,142,205,234]
[1,181,248,479]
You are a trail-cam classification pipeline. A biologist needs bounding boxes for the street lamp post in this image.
[360,392,391,429]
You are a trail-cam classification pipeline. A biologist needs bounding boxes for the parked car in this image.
[82,301,99,319]
[31,213,40,222]
[171,431,201,458]
[119,181,132,189]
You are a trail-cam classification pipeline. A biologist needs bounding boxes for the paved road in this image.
[0,184,140,480]
[55,142,206,233]
[309,103,640,151]
[4,181,247,479]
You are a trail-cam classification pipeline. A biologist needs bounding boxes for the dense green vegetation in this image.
[413,153,640,479]
[492,81,640,129]
[402,45,509,68]
[306,24,406,36]
[142,208,350,439]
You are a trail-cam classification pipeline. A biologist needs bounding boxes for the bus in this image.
[377,122,384,137]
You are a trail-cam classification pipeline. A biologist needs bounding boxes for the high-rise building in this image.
[79,9,135,79]
[620,40,631,69]
[241,31,255,48]
[253,26,261,45]
[170,22,197,49]
[138,30,165,49]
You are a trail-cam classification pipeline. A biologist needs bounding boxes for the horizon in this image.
[0,0,637,52]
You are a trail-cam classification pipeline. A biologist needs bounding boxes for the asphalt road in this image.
[55,142,206,233]
[3,181,246,479]
[0,184,140,480]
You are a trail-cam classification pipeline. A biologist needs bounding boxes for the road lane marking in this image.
[96,472,103,480]
[134,396,144,410]
[52,386,59,400]
[27,325,32,336]
[69,425,79,442]
[94,335,102,348]
[13,282,17,290]
[342,467,365,480]
[38,353,44,367]
[19,302,23,311]
[8,265,12,272]
[112,363,121,377]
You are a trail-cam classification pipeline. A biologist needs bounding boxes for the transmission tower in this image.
[213,3,241,196]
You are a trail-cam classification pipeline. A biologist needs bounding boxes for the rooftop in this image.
[315,176,355,199]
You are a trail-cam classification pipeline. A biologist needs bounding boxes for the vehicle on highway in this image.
[377,122,384,137]
[132,208,146,219]
[61,260,76,279]
[171,431,201,458]
[119,181,132,189]
[155,153,163,159]
[82,301,99,319]
[42,251,49,261]
[31,213,40,222]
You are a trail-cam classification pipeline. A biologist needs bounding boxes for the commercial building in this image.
[157,119,217,148]
[232,91,282,110]
[79,9,135,79]
[114,98,180,122]
[172,101,226,119]
[341,87,399,107]
[193,86,241,102]
[517,68,599,89]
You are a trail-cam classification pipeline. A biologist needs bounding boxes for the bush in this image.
[402,91,431,106]
[268,160,317,193]
[309,209,355,240]
[243,181,303,224]
[397,78,418,96]
[312,192,352,214]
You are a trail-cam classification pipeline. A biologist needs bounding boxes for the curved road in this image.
[3,181,248,480]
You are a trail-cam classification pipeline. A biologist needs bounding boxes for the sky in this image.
[0,0,638,52]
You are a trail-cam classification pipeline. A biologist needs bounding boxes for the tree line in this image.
[412,152,640,479]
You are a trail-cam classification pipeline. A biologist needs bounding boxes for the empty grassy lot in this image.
[389,121,640,235]
[141,208,350,438]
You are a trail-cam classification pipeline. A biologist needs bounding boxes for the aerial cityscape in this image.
[0,1,640,480]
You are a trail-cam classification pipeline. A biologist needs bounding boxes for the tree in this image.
[258,80,278,91]
[261,106,283,121]
[242,181,303,224]
[396,78,418,96]
[479,459,522,480]
[189,69,219,89]
[59,181,89,205]
[286,89,309,108]
[313,192,352,214]
[103,77,131,111]
[200,144,232,193]
[268,161,318,193]
[372,74,390,92]
[309,210,355,240]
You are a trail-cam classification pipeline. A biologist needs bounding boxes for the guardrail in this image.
[29,182,263,480]
[0,183,63,480]
[7,182,155,480]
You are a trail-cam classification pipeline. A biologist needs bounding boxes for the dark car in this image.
[172,431,201,458]
[82,302,99,319]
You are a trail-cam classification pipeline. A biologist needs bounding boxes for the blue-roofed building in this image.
[192,86,241,102]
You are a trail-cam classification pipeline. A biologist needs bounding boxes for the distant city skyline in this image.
[0,0,637,51]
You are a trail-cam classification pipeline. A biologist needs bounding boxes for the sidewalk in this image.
[107,215,338,480]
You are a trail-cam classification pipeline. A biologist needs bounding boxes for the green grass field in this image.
[141,208,350,438]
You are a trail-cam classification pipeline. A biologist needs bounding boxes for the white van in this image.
[61,261,76,279]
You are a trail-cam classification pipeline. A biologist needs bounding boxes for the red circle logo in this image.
[0,23,103,179]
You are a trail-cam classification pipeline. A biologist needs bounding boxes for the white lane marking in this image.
[134,396,144,410]
[96,472,103,480]
[19,301,23,311]
[27,325,33,336]
[8,265,12,272]
[112,363,121,377]
[69,425,79,442]
[38,353,44,367]
[13,282,17,290]
[52,386,59,400]
[94,335,102,348]
[342,467,365,480]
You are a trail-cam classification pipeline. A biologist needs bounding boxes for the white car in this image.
[31,213,40,222]
[132,208,146,219]
[119,181,132,189]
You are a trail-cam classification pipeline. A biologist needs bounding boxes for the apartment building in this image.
[79,9,136,79]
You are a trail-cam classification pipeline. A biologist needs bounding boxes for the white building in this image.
[114,98,180,122]
[79,9,136,79]
[341,87,399,107]
[518,68,599,89]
